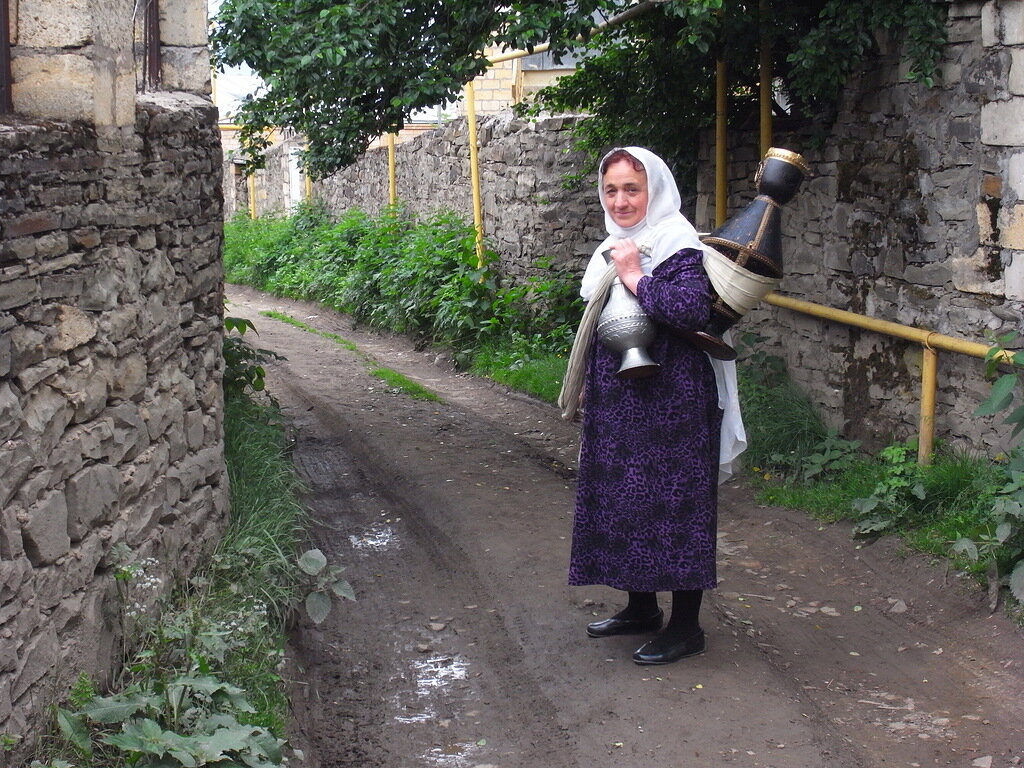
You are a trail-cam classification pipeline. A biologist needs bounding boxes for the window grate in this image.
[1,0,12,113]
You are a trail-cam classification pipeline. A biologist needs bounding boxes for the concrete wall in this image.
[1,0,226,757]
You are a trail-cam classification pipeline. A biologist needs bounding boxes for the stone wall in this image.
[317,113,605,282]
[312,0,1022,455]
[0,91,228,756]
[701,0,1024,453]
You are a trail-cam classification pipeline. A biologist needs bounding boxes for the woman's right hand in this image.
[607,239,644,294]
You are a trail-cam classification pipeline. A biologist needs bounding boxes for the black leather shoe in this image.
[632,629,706,664]
[587,610,664,638]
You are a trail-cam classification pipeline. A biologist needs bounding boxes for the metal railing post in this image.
[247,174,257,219]
[465,81,485,268]
[758,0,772,157]
[715,43,728,227]
[387,133,397,207]
[919,343,938,464]
[764,292,1016,464]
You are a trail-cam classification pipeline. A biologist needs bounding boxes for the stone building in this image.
[1,0,227,757]
[314,0,1022,454]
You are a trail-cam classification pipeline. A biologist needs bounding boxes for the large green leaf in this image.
[305,591,332,624]
[1009,560,1024,602]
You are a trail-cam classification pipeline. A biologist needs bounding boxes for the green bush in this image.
[225,203,582,390]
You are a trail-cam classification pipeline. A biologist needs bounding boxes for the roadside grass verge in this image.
[224,205,1024,615]
[26,340,317,768]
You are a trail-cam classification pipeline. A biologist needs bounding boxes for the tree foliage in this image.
[523,0,948,185]
[211,0,627,178]
[211,0,947,180]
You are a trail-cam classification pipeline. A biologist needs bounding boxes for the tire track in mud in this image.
[228,285,1024,768]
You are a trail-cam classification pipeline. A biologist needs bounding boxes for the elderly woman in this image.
[563,146,745,665]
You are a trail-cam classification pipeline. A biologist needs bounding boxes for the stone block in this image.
[18,0,91,47]
[158,46,213,97]
[22,491,70,566]
[65,464,121,541]
[998,0,1024,44]
[4,210,61,238]
[11,625,58,700]
[0,383,22,444]
[981,98,1024,145]
[106,403,150,464]
[0,444,34,510]
[21,385,74,450]
[1011,49,1024,95]
[1008,152,1024,198]
[952,247,1004,294]
[999,203,1024,248]
[1005,250,1024,300]
[905,262,953,286]
[50,305,98,353]
[109,353,148,402]
[0,278,40,311]
[11,51,135,126]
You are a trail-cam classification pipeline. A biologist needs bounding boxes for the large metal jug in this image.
[596,249,660,379]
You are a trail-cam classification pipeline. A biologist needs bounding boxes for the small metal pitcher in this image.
[596,249,659,379]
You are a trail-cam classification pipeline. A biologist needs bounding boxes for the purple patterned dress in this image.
[569,247,723,592]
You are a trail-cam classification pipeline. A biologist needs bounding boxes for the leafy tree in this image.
[211,0,946,180]
[523,0,948,186]
[211,0,628,178]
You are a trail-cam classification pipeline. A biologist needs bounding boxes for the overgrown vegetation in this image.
[224,201,579,386]
[223,206,1024,615]
[211,0,947,179]
[26,322,350,768]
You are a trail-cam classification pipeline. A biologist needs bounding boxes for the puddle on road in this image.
[393,655,469,723]
[392,656,479,767]
[348,523,399,551]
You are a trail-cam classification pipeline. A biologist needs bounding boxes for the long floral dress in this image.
[568,247,723,592]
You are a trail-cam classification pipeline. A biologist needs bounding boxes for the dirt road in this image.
[226,285,1024,768]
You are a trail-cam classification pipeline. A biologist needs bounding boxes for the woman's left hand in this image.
[608,239,645,294]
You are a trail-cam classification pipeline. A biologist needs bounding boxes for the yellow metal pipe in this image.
[305,173,312,202]
[465,81,485,267]
[715,56,728,228]
[919,346,938,464]
[247,174,257,219]
[387,133,397,206]
[764,292,1012,361]
[758,0,772,157]
[764,291,1015,465]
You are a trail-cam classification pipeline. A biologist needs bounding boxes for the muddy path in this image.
[226,285,1024,768]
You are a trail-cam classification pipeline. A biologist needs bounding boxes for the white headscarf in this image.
[580,146,706,300]
[581,146,747,483]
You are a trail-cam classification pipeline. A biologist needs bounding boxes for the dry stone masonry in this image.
[318,113,606,284]
[1,0,226,756]
[717,0,1024,452]
[312,0,1022,455]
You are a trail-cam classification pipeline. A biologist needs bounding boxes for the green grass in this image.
[753,460,883,521]
[470,348,569,404]
[369,367,441,400]
[260,310,359,352]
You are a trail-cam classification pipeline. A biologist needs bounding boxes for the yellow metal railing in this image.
[763,292,1016,463]
[252,3,1017,462]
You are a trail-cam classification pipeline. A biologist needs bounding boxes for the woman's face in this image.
[602,158,649,229]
